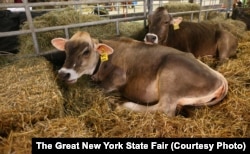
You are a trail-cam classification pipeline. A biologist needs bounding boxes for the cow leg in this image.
[120,101,161,113]
[217,44,230,62]
[217,31,238,62]
[159,96,177,117]
[120,96,178,117]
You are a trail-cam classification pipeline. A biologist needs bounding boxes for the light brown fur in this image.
[145,7,238,62]
[51,31,228,117]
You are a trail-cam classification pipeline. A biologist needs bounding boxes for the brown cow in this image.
[144,7,238,62]
[231,7,250,30]
[51,31,228,117]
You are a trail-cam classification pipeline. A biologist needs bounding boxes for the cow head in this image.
[51,31,114,84]
[144,7,182,45]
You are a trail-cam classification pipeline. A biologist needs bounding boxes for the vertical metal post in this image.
[198,0,203,22]
[145,0,153,28]
[65,28,69,39]
[116,21,120,36]
[226,0,232,18]
[23,0,40,54]
[147,0,153,13]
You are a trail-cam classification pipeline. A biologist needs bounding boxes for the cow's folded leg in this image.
[159,97,177,117]
[121,99,177,117]
[120,101,165,113]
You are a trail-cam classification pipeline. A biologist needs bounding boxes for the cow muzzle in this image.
[144,33,158,44]
[58,68,78,84]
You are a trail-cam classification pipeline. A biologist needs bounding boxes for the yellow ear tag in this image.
[100,53,108,62]
[99,46,110,62]
[100,47,108,62]
[173,23,180,30]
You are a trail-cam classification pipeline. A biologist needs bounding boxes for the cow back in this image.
[167,21,218,56]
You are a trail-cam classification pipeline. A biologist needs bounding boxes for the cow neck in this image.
[92,39,103,75]
[164,15,172,45]
[164,30,169,45]
[92,57,101,76]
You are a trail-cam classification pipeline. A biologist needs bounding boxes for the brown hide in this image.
[145,7,238,61]
[51,31,228,117]
[231,7,250,30]
[166,21,238,59]
[91,60,126,92]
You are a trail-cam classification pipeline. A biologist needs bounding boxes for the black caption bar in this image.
[32,138,250,154]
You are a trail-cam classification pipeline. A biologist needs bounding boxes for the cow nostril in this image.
[146,35,156,42]
[58,72,70,80]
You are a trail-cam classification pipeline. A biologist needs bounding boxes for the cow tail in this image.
[205,73,228,106]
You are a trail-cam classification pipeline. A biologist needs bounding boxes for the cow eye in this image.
[82,49,90,56]
[164,21,170,24]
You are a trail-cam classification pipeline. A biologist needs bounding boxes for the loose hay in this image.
[18,3,204,55]
[0,117,92,154]
[18,7,146,55]
[19,7,113,54]
[163,3,201,20]
[1,4,250,154]
[202,18,250,42]
[164,2,200,13]
[0,56,64,137]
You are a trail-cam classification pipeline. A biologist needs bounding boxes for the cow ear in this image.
[96,43,114,55]
[51,38,68,51]
[170,17,183,25]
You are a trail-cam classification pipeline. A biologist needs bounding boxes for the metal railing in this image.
[0,0,230,55]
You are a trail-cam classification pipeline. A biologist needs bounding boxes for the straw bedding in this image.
[0,56,64,137]
[0,3,250,154]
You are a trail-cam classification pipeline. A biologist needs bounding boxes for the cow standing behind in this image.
[144,7,238,62]
[51,31,228,117]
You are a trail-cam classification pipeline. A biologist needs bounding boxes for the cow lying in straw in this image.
[144,6,238,62]
[51,31,228,117]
